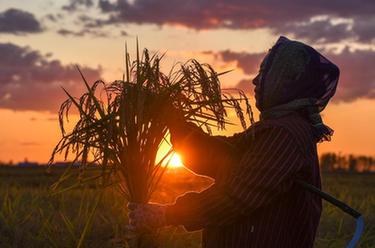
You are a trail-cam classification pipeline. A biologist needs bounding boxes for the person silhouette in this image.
[128,36,340,248]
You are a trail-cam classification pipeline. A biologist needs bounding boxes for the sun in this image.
[155,135,184,168]
[168,152,183,168]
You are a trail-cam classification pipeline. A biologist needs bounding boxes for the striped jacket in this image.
[166,113,322,248]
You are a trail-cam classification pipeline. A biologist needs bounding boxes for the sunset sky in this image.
[0,0,374,163]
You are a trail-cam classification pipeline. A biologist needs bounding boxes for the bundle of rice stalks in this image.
[48,42,254,247]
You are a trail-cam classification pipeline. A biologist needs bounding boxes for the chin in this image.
[255,100,261,111]
[256,104,260,111]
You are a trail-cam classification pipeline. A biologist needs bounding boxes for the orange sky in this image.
[0,1,374,163]
[1,98,374,163]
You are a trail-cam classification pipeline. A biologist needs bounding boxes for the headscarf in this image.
[258,36,340,142]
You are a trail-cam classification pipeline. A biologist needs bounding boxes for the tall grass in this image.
[48,42,252,247]
[1,168,374,247]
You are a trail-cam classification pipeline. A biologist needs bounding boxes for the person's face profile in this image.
[252,52,270,109]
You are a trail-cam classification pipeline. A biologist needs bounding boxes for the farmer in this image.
[127,36,340,248]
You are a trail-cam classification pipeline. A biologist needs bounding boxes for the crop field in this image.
[0,166,374,248]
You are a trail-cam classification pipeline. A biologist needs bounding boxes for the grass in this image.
[0,166,374,248]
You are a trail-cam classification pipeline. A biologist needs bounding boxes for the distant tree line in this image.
[320,153,375,173]
[1,153,374,173]
[0,160,75,168]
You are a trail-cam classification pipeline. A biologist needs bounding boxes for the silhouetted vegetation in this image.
[2,152,374,174]
[320,153,375,173]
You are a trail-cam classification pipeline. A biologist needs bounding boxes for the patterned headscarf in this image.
[258,36,340,142]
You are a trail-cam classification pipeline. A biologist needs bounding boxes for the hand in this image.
[127,202,168,232]
[124,223,139,241]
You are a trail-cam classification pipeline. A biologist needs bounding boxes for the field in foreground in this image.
[0,166,374,248]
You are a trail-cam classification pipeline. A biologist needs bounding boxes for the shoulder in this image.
[238,113,315,150]
[233,121,292,154]
[250,113,313,140]
[248,114,317,163]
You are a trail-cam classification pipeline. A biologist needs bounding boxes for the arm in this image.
[165,126,304,231]
[168,118,243,179]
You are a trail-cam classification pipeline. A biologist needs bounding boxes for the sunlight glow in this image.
[168,153,183,168]
[155,134,184,168]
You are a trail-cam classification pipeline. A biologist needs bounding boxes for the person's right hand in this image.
[127,202,168,231]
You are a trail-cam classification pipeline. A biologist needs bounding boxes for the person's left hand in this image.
[127,202,168,232]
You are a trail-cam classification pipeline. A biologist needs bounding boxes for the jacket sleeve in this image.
[165,126,305,231]
[169,119,244,179]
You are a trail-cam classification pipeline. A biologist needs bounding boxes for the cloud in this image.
[53,13,126,38]
[57,28,107,37]
[91,0,375,44]
[215,50,265,74]
[279,16,375,44]
[331,48,375,101]
[58,28,86,37]
[63,0,94,11]
[29,117,58,121]
[279,18,354,44]
[204,50,264,94]
[351,16,375,43]
[44,13,64,23]
[210,48,375,102]
[20,142,40,146]
[0,8,43,34]
[96,0,372,28]
[57,26,128,38]
[0,43,102,112]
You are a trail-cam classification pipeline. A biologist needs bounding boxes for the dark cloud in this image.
[351,16,375,43]
[120,30,129,36]
[58,28,86,37]
[44,13,64,23]
[217,50,265,74]
[99,0,117,12]
[92,0,374,43]
[96,0,374,28]
[0,43,102,112]
[280,19,353,44]
[211,48,375,102]
[204,50,264,94]
[0,8,43,34]
[45,14,58,23]
[280,16,375,44]
[331,48,375,101]
[57,28,129,38]
[63,0,94,11]
[57,28,107,37]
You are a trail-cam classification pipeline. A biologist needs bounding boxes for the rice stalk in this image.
[48,43,254,247]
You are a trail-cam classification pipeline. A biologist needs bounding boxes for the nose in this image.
[252,74,259,86]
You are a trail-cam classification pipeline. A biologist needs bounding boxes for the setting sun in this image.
[168,153,184,168]
[156,135,184,168]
